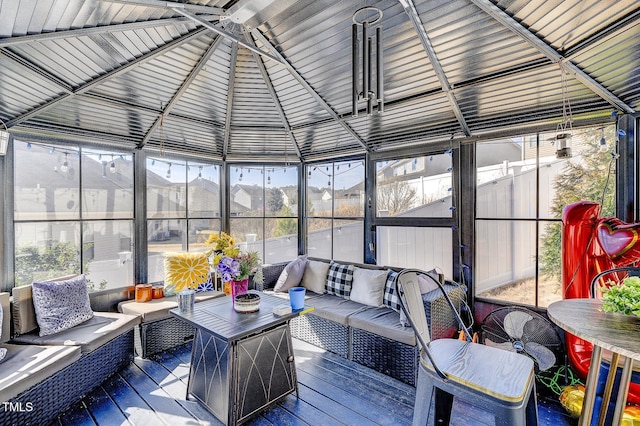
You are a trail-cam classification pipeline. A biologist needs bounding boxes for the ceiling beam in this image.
[243,29,303,162]
[224,0,299,27]
[139,35,224,148]
[0,16,217,47]
[0,48,74,93]
[6,27,207,127]
[470,0,635,114]
[399,0,471,137]
[250,29,370,152]
[102,0,223,15]
[171,8,284,65]
[223,44,239,160]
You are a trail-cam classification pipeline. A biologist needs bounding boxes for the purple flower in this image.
[216,256,241,282]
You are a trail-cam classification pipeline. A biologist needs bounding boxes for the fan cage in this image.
[480,306,563,371]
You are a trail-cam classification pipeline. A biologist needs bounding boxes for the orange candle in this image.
[152,285,164,299]
[135,284,152,302]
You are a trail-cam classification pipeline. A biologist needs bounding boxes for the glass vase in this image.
[232,278,249,299]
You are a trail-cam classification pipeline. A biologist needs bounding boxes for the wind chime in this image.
[352,6,384,117]
[555,65,573,159]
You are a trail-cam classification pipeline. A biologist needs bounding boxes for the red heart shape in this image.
[596,217,640,264]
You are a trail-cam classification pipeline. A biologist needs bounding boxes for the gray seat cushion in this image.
[13,312,140,353]
[0,343,81,402]
[348,306,416,346]
[306,294,367,325]
[118,290,225,322]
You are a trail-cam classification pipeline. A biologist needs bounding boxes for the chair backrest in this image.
[590,266,640,298]
[396,270,431,347]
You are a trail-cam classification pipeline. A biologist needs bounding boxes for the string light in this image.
[60,153,69,173]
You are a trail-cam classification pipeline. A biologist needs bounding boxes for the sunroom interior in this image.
[1,0,640,425]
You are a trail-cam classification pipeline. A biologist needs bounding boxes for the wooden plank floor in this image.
[50,339,576,426]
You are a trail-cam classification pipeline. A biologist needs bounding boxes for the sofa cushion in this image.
[326,262,354,299]
[274,255,308,292]
[348,306,416,346]
[0,293,9,344]
[0,343,81,402]
[32,275,94,336]
[350,267,387,307]
[301,259,330,294]
[12,285,38,336]
[305,294,365,325]
[118,290,224,322]
[383,270,401,312]
[13,312,140,353]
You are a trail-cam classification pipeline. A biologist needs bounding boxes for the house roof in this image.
[1,0,638,162]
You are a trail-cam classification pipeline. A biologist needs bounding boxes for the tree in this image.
[15,241,82,286]
[377,180,417,215]
[540,130,616,279]
[273,205,298,237]
[267,187,284,214]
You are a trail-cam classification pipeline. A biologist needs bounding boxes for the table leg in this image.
[579,345,603,426]
[598,352,620,426]
[612,356,633,426]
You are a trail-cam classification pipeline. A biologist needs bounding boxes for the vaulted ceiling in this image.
[0,0,638,162]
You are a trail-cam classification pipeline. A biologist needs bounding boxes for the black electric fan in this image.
[480,306,562,372]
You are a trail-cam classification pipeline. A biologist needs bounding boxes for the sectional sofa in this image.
[0,276,139,426]
[258,256,467,386]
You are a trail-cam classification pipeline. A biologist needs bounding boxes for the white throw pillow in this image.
[418,274,439,294]
[301,260,330,294]
[274,255,308,292]
[350,267,388,307]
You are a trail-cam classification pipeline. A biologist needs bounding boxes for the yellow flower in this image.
[205,231,235,252]
[164,252,210,293]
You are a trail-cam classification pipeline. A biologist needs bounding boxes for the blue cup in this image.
[289,287,306,310]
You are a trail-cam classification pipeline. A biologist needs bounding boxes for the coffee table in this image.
[170,293,308,425]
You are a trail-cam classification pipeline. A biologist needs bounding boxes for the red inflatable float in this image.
[562,201,640,405]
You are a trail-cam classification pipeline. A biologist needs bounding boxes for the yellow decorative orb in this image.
[559,385,585,418]
[622,405,640,426]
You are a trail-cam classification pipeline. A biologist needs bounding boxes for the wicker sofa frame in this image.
[1,330,134,426]
[135,316,195,358]
[261,260,466,386]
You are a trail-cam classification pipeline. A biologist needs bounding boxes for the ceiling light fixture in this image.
[352,6,384,117]
[599,128,608,153]
[60,153,69,173]
[0,119,10,156]
[109,155,116,173]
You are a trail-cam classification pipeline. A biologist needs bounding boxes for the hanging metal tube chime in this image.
[352,7,384,117]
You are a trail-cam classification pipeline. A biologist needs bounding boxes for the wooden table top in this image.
[547,299,640,361]
[170,292,302,342]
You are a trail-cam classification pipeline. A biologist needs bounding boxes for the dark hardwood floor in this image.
[50,339,576,426]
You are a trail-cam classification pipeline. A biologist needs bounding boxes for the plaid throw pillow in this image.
[325,262,354,299]
[384,270,401,312]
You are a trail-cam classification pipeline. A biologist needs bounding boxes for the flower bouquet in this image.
[205,232,261,296]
